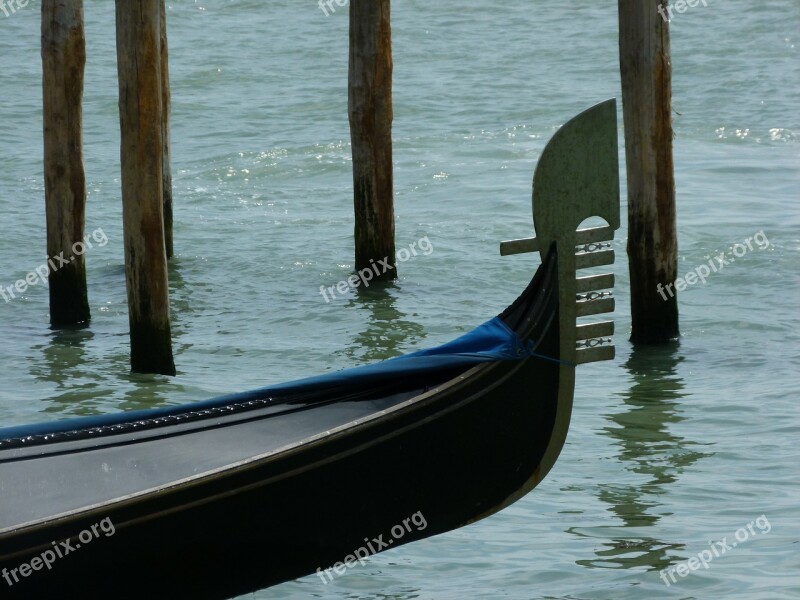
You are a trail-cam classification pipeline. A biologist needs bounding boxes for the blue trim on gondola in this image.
[0,317,538,442]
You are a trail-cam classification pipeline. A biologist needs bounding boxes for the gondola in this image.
[0,100,620,599]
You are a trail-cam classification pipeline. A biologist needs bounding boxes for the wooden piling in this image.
[618,0,680,343]
[41,0,90,326]
[349,0,396,279]
[160,0,173,260]
[115,0,176,375]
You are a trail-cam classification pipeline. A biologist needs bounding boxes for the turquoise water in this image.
[1,1,798,598]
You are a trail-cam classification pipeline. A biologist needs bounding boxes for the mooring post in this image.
[160,0,173,260]
[115,0,176,375]
[618,0,680,343]
[41,0,90,326]
[349,0,396,279]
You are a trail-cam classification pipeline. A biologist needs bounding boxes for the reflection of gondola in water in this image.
[0,100,620,599]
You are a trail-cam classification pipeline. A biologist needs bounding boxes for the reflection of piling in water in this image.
[349,0,396,280]
[344,282,425,364]
[115,0,175,375]
[618,0,680,343]
[42,0,90,326]
[576,344,709,571]
[609,344,692,499]
[31,328,94,413]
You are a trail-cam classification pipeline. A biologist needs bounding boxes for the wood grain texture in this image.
[42,0,90,325]
[349,0,396,278]
[619,0,680,343]
[115,0,175,375]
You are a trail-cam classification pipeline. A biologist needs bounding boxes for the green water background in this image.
[0,1,798,598]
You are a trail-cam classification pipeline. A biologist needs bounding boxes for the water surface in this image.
[0,1,798,598]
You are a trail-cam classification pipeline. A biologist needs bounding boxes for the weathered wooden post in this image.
[42,0,90,326]
[115,0,176,375]
[618,0,680,344]
[349,0,396,279]
[160,0,174,259]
